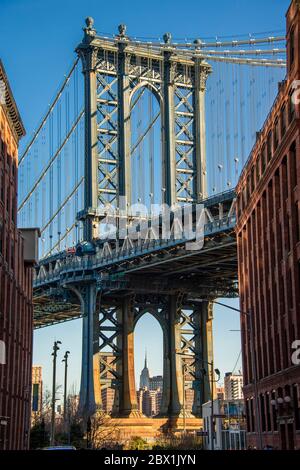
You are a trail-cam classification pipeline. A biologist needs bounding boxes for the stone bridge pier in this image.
[75,281,215,427]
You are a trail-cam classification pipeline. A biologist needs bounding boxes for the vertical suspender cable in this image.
[239,65,246,166]
[49,109,53,251]
[65,80,70,249]
[74,66,79,244]
[57,100,62,251]
[233,63,239,185]
[149,89,154,208]
[34,145,39,227]
[225,62,231,188]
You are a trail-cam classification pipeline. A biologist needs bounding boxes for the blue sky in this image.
[0,0,289,397]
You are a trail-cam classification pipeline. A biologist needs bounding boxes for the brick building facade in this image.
[136,387,162,417]
[236,0,300,449]
[31,366,43,417]
[0,60,35,449]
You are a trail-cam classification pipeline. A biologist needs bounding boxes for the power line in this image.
[231,350,242,374]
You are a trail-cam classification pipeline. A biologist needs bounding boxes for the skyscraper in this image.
[137,353,163,417]
[139,352,150,390]
[224,372,243,400]
[149,375,163,391]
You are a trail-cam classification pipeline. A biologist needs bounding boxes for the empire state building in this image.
[139,353,150,389]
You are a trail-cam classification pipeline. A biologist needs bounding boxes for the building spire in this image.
[144,349,147,369]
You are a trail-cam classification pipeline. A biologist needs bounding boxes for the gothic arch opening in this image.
[134,311,165,417]
[130,86,163,209]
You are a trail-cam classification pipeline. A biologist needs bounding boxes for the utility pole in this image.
[248,308,263,450]
[178,351,220,447]
[62,351,70,429]
[50,340,61,446]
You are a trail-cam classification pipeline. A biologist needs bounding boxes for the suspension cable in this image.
[40,177,84,234]
[19,58,79,166]
[198,55,286,67]
[18,109,84,212]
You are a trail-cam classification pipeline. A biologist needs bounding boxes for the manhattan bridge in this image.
[18,18,286,428]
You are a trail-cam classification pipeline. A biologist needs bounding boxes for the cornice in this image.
[0,59,25,142]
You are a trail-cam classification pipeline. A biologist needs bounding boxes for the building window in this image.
[290,141,298,188]
[0,137,4,156]
[289,91,295,123]
[0,170,4,202]
[1,141,6,158]
[268,179,273,219]
[293,385,300,430]
[6,184,10,215]
[0,224,3,255]
[5,237,9,263]
[295,202,300,242]
[290,28,295,67]
[251,166,255,192]
[269,335,275,375]
[287,269,293,310]
[266,393,271,431]
[274,119,279,151]
[287,216,291,253]
[11,204,15,224]
[267,131,272,162]
[283,329,289,369]
[262,145,267,173]
[10,240,14,271]
[250,398,255,433]
[260,394,266,432]
[243,186,247,208]
[281,104,286,136]
[282,155,288,201]
[256,155,261,183]
[271,391,278,431]
[246,400,251,432]
[247,175,251,200]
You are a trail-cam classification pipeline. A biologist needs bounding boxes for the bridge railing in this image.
[33,212,236,286]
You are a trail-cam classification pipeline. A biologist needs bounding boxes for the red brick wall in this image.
[0,108,33,449]
[235,0,300,450]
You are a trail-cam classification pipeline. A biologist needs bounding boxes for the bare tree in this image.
[86,412,121,449]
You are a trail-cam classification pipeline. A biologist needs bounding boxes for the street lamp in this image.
[62,351,70,431]
[271,395,294,428]
[194,298,263,450]
[50,340,61,446]
[178,351,220,449]
[201,359,220,451]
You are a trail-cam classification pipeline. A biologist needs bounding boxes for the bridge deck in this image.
[33,190,238,328]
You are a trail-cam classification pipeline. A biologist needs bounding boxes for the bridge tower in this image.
[74,17,215,424]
